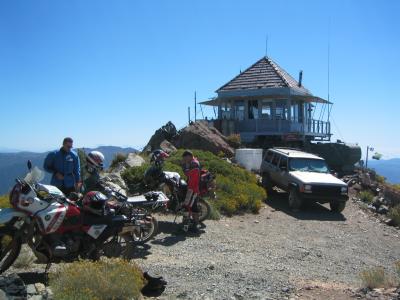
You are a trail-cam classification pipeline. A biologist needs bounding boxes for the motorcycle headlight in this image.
[341,186,348,194]
[303,184,312,193]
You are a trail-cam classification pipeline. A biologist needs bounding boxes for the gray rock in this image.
[0,290,6,300]
[101,172,126,189]
[160,140,177,154]
[28,295,43,300]
[174,121,235,156]
[125,153,145,168]
[26,284,37,295]
[34,283,46,294]
[281,287,290,293]
[377,205,389,214]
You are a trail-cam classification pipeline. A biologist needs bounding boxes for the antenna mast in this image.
[194,91,197,122]
[265,34,269,57]
[327,18,331,123]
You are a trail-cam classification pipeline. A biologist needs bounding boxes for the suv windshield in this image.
[289,158,329,173]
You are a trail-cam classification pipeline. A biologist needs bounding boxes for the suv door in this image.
[261,150,274,173]
[276,156,289,189]
[270,153,282,184]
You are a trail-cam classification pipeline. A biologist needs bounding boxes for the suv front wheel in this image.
[330,201,346,213]
[288,187,303,210]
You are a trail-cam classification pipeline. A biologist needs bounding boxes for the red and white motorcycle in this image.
[0,161,132,273]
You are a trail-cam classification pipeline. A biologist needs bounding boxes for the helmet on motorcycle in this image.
[87,151,105,171]
[82,191,108,215]
[150,149,169,167]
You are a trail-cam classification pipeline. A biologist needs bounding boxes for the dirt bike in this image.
[104,187,169,243]
[0,162,134,273]
[144,165,214,223]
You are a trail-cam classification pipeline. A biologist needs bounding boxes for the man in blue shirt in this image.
[43,137,81,196]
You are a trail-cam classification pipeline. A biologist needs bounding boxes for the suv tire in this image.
[288,187,302,210]
[330,201,346,213]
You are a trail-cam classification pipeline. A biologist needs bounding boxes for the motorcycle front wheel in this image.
[0,227,22,273]
[197,199,211,222]
[132,216,158,244]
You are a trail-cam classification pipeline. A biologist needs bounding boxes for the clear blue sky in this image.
[0,0,399,158]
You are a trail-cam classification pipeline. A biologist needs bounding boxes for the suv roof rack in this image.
[271,147,302,155]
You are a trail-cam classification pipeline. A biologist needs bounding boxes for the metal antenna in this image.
[265,34,269,57]
[194,91,197,122]
[327,18,331,123]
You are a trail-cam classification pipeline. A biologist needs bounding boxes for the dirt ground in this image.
[136,192,400,300]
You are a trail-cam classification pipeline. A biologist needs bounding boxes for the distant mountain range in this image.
[368,158,400,184]
[0,146,137,195]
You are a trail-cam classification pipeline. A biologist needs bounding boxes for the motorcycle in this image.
[0,161,132,273]
[104,187,169,243]
[143,165,214,223]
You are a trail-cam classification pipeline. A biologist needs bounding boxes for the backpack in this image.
[200,169,215,195]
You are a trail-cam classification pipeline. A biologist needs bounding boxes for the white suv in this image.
[260,148,348,212]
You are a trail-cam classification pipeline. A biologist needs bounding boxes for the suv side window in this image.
[279,156,288,170]
[271,153,281,166]
[265,151,274,163]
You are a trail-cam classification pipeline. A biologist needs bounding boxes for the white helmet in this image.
[87,151,105,169]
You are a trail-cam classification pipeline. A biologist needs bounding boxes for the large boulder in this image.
[159,139,177,154]
[125,153,145,168]
[174,121,234,156]
[145,121,178,152]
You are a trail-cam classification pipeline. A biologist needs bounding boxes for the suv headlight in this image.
[303,184,312,193]
[341,186,348,195]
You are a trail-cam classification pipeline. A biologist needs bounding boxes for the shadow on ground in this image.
[151,220,206,247]
[18,271,47,285]
[266,191,347,222]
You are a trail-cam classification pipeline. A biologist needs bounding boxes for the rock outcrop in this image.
[174,122,234,156]
[145,121,178,152]
[125,153,145,168]
[101,152,146,195]
[145,121,234,157]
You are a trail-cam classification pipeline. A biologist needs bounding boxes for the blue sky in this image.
[0,0,399,158]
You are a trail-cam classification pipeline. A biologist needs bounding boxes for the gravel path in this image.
[137,192,400,300]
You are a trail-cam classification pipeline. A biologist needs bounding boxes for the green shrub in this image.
[0,195,10,208]
[110,153,128,169]
[392,184,400,192]
[388,205,400,226]
[359,267,393,289]
[359,190,374,204]
[122,163,150,194]
[123,150,266,215]
[50,258,144,300]
[376,175,386,184]
[226,134,241,148]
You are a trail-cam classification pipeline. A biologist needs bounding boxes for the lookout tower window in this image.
[275,101,288,120]
[235,101,245,121]
[261,100,273,119]
[248,100,259,119]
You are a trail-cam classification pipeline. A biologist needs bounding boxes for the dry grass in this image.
[359,190,374,204]
[395,261,400,278]
[388,205,400,226]
[0,194,10,208]
[49,258,144,300]
[359,267,397,289]
[110,153,128,170]
[226,134,241,148]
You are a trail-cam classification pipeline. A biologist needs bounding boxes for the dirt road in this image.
[137,193,400,299]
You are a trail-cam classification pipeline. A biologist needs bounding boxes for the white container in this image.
[235,148,263,172]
